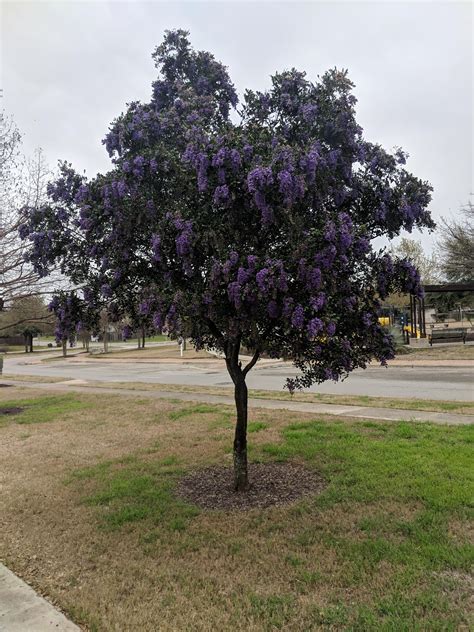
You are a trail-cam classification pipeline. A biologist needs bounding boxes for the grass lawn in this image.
[401,344,474,361]
[0,388,472,631]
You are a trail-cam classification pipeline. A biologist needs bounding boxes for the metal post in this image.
[413,296,418,337]
[421,297,426,337]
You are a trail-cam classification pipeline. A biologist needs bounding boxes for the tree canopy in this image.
[438,200,474,283]
[20,30,434,489]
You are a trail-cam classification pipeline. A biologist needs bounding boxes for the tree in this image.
[21,30,434,490]
[0,112,56,327]
[385,237,439,310]
[48,292,83,357]
[438,200,474,283]
[390,238,439,284]
[0,295,54,350]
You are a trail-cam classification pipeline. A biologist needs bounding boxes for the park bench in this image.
[428,329,466,346]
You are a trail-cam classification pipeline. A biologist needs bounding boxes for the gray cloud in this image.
[2,1,472,250]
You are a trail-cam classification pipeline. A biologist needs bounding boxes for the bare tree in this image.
[390,237,440,284]
[438,200,474,283]
[0,112,59,332]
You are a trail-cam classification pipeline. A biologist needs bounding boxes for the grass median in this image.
[5,374,472,416]
[1,386,472,631]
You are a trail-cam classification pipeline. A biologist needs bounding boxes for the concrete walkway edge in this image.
[0,563,80,631]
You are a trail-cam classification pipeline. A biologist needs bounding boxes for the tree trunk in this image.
[233,375,249,491]
[62,339,67,357]
[29,334,33,353]
[142,326,146,349]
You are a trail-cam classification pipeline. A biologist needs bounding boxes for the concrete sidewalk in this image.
[0,563,79,631]
[3,379,473,426]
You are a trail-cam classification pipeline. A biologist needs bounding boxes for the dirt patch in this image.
[0,406,24,415]
[176,462,325,511]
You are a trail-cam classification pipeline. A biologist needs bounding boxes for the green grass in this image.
[255,418,473,628]
[5,389,469,630]
[168,403,225,421]
[70,454,198,531]
[0,394,90,426]
[248,421,269,433]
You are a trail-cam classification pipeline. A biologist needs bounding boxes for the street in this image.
[4,352,473,401]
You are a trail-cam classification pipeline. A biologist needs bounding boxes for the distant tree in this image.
[48,292,83,357]
[0,295,54,347]
[0,112,57,324]
[390,238,439,284]
[21,30,434,490]
[438,200,474,283]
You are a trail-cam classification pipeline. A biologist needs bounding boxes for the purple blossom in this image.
[300,103,318,122]
[247,167,273,194]
[277,170,295,206]
[122,325,133,340]
[307,267,322,290]
[243,144,253,161]
[152,312,163,331]
[310,293,326,312]
[326,322,336,337]
[176,231,191,257]
[227,282,241,308]
[256,268,269,293]
[307,317,323,337]
[291,304,305,330]
[139,299,153,316]
[213,185,230,207]
[230,149,241,172]
[237,267,250,285]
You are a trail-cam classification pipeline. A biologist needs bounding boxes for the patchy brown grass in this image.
[0,386,472,631]
[402,344,474,360]
[61,380,474,415]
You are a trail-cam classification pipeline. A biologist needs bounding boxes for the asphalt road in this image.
[4,353,473,401]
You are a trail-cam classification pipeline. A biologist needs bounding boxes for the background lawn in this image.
[0,387,472,631]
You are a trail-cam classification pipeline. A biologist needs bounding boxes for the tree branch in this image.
[242,348,260,377]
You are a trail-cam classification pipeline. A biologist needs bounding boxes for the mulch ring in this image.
[176,462,326,511]
[0,407,24,415]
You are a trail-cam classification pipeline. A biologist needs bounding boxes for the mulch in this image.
[176,462,326,511]
[0,407,24,415]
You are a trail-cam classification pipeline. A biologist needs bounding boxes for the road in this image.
[3,352,473,401]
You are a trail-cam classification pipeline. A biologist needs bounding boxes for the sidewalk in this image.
[0,563,79,631]
[3,379,473,426]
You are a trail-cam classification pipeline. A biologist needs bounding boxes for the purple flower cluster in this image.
[247,166,274,226]
[174,218,193,258]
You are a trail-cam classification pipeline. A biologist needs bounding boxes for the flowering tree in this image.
[48,292,83,357]
[21,30,433,490]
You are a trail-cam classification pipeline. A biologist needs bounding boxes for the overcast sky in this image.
[1,1,472,250]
